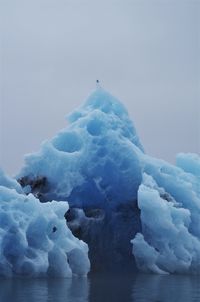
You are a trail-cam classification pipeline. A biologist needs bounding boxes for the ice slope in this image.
[18,87,144,208]
[0,170,90,277]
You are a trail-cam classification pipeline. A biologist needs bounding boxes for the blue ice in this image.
[1,87,200,275]
[0,170,90,277]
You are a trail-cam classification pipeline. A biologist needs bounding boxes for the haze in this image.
[0,0,199,175]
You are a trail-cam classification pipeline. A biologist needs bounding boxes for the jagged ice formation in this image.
[1,86,200,275]
[0,170,90,277]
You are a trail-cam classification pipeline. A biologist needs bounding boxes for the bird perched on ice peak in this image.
[96,79,101,89]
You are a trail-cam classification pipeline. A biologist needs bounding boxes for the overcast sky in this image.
[0,0,200,176]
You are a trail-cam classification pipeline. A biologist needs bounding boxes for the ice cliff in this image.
[1,86,200,275]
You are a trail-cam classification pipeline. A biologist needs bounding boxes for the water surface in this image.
[0,273,200,302]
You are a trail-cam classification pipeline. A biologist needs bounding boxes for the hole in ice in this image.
[53,132,82,153]
[87,119,104,136]
[52,226,57,233]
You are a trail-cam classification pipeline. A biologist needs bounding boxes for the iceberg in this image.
[2,86,200,274]
[0,170,90,277]
[16,87,145,271]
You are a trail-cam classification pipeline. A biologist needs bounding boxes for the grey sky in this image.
[1,0,200,176]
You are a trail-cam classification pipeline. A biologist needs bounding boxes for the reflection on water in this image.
[0,277,89,302]
[132,274,200,302]
[0,273,200,302]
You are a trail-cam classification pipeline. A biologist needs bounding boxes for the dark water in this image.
[0,273,200,302]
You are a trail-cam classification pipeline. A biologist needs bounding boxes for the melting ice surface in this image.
[0,169,90,277]
[1,87,200,276]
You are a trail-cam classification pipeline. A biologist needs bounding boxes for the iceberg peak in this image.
[68,87,130,123]
[18,88,144,208]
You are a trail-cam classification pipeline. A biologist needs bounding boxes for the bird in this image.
[96,79,101,89]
